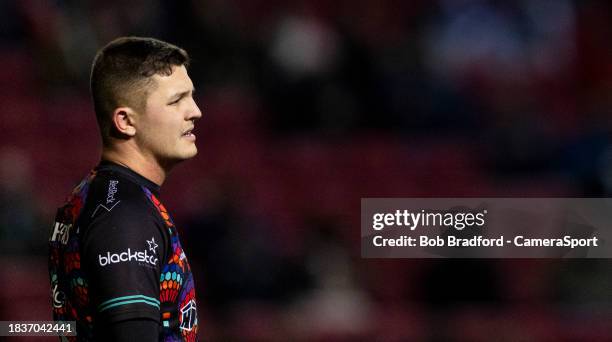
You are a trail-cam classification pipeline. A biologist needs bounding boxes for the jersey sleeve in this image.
[81,197,167,323]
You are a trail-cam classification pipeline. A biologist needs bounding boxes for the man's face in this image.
[135,65,202,166]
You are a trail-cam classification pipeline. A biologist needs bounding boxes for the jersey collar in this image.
[96,160,161,195]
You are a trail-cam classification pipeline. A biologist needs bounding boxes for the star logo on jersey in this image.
[147,237,158,254]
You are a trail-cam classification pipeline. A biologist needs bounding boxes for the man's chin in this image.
[179,147,198,160]
[159,148,198,167]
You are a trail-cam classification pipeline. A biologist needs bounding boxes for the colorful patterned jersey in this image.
[49,161,198,341]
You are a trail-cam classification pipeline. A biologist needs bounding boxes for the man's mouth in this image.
[182,127,195,138]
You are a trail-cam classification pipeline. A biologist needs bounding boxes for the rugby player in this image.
[48,37,202,341]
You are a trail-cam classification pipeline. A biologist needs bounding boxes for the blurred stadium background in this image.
[1,0,611,340]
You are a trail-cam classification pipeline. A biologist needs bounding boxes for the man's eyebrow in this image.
[169,88,195,99]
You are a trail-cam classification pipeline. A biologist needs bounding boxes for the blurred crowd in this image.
[0,0,611,340]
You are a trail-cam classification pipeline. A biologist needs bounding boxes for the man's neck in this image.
[101,146,167,186]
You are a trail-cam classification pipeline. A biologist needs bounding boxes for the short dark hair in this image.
[90,37,190,145]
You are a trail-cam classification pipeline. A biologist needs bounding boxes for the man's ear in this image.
[111,107,137,137]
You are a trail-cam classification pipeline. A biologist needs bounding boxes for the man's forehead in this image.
[150,65,193,94]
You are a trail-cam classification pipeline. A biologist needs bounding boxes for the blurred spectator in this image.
[286,218,372,339]
[180,178,312,331]
[0,147,44,255]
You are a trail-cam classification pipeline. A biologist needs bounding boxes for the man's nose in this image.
[188,98,202,120]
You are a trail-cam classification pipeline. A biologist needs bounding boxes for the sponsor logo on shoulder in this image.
[98,237,159,268]
[106,180,119,204]
[91,180,121,218]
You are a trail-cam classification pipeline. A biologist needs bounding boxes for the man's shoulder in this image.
[76,169,165,247]
[83,169,154,222]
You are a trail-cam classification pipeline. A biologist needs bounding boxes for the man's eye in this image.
[169,98,181,105]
